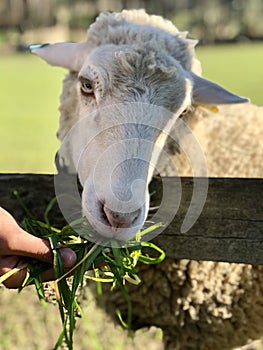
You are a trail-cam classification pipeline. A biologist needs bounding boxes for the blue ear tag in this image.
[28,43,50,52]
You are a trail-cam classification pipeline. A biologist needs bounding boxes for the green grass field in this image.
[0,43,262,173]
[196,43,263,106]
[0,53,63,173]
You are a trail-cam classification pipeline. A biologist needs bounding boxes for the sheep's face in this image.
[69,45,192,240]
[32,38,248,242]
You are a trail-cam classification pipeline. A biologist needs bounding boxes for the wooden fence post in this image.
[1,174,263,264]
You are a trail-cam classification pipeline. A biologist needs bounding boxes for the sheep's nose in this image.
[103,205,141,228]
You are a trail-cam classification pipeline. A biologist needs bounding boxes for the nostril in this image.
[103,205,141,228]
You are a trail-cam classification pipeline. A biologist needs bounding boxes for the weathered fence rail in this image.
[1,174,263,265]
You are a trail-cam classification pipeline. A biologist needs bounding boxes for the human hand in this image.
[0,207,77,288]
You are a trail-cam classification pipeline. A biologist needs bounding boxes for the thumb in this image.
[14,231,53,263]
[0,207,52,263]
[13,230,77,269]
[0,207,76,268]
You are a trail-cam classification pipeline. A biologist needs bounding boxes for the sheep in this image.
[31,9,263,350]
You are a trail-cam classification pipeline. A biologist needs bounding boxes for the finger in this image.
[0,256,28,289]
[59,248,77,269]
[1,264,61,289]
[9,229,77,269]
[0,207,77,269]
[0,249,77,289]
[12,233,54,263]
[0,207,52,262]
[40,248,84,281]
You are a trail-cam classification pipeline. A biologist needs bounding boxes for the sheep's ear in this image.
[30,42,88,72]
[191,73,249,105]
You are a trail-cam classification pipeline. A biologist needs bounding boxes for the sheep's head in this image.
[32,34,248,242]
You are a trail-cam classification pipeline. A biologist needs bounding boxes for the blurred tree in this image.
[0,0,262,43]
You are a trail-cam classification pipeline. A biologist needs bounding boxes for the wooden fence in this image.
[1,174,263,265]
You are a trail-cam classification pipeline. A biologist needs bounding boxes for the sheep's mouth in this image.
[99,201,140,229]
[99,202,111,227]
[81,182,147,241]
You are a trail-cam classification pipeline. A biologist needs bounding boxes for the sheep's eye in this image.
[80,79,93,95]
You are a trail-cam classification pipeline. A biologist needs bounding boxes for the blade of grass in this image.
[14,192,166,349]
[138,241,166,264]
[0,262,28,284]
[44,196,58,228]
[139,222,164,238]
[13,190,34,220]
[55,241,103,283]
[109,263,133,333]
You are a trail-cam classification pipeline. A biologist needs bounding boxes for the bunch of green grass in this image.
[0,194,165,350]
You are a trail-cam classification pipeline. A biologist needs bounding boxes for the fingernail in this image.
[59,248,77,268]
